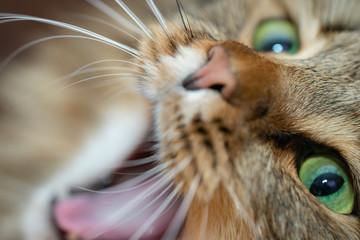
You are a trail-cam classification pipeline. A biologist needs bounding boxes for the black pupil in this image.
[309,172,344,196]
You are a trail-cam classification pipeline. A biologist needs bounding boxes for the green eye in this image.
[253,19,300,54]
[299,155,355,214]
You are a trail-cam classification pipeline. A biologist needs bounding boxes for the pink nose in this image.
[183,46,237,100]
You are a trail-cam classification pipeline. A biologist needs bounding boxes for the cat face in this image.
[136,1,360,238]
[1,0,360,239]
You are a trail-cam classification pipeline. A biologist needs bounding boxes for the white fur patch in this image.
[160,46,207,84]
[21,104,150,240]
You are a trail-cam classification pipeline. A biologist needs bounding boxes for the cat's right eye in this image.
[252,19,300,54]
[299,154,355,214]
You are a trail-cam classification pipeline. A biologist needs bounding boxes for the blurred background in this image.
[0,0,96,57]
[0,0,94,57]
[0,0,177,58]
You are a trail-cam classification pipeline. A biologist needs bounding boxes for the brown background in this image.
[0,0,173,58]
[0,0,94,57]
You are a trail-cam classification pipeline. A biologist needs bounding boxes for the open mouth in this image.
[52,135,184,240]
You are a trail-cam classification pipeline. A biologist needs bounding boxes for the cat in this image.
[1,0,360,239]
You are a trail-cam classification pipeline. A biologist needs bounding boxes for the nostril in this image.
[181,46,237,100]
[209,84,224,93]
[183,73,224,93]
[182,74,199,91]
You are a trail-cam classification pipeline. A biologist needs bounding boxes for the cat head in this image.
[134,2,360,237]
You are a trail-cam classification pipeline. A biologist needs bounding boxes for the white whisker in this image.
[114,0,153,39]
[0,34,139,72]
[73,14,152,52]
[31,58,140,95]
[70,59,142,71]
[198,205,209,240]
[59,66,138,85]
[226,184,258,236]
[146,0,171,38]
[103,181,176,226]
[86,0,143,35]
[0,35,129,72]
[0,19,24,24]
[226,185,243,213]
[111,171,148,176]
[160,193,183,218]
[105,87,140,101]
[88,157,192,239]
[129,183,183,240]
[0,14,139,59]
[72,14,152,51]
[161,174,201,240]
[90,86,139,103]
[75,163,167,194]
[123,155,157,167]
[58,73,136,91]
[88,176,173,239]
[61,66,138,80]
[110,156,190,195]
[70,77,138,91]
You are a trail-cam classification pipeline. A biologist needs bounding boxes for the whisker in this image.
[70,58,141,71]
[112,171,149,176]
[0,14,139,58]
[90,86,139,103]
[161,174,201,240]
[63,66,138,78]
[61,66,138,84]
[90,156,192,237]
[0,34,137,72]
[198,204,209,240]
[71,14,149,47]
[226,184,258,236]
[0,19,24,24]
[69,77,138,90]
[105,87,141,101]
[126,182,178,221]
[27,59,139,97]
[123,155,157,167]
[115,155,191,194]
[86,0,143,35]
[225,184,243,213]
[175,0,188,32]
[57,73,136,92]
[88,177,174,239]
[160,194,183,218]
[75,163,168,193]
[56,59,139,82]
[176,0,193,36]
[114,0,153,39]
[146,0,171,39]
[129,182,183,240]
[105,181,176,226]
[91,155,192,239]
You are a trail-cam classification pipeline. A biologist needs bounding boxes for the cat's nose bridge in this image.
[183,42,279,106]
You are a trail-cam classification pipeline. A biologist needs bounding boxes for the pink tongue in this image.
[54,180,181,240]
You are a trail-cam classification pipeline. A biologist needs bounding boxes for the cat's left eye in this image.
[299,154,355,214]
[253,19,300,54]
